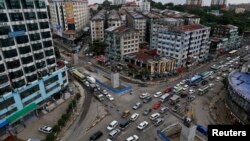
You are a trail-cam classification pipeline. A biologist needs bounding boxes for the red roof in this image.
[176,24,205,31]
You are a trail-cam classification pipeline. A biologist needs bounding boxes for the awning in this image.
[7,103,38,124]
[0,119,9,128]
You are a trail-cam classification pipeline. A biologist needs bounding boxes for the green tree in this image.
[58,118,66,127]
[89,40,107,55]
[52,125,60,134]
[54,47,61,59]
[45,133,55,141]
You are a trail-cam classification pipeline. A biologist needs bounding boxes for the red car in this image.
[164,87,172,93]
[153,101,161,110]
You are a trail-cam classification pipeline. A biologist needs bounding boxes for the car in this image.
[89,131,103,141]
[188,95,196,101]
[107,120,118,131]
[172,104,181,112]
[160,106,168,114]
[96,85,101,91]
[153,101,161,110]
[132,102,142,110]
[180,82,184,85]
[139,93,150,99]
[143,108,152,116]
[164,87,172,93]
[143,96,152,103]
[189,89,195,94]
[149,113,161,121]
[180,93,188,98]
[106,139,112,141]
[106,94,114,101]
[153,92,162,98]
[222,73,227,77]
[84,81,90,87]
[201,80,208,85]
[119,120,131,130]
[102,90,108,95]
[183,85,189,88]
[109,129,121,139]
[38,126,52,134]
[126,135,139,141]
[97,94,104,101]
[130,113,139,121]
[122,110,131,118]
[215,77,221,81]
[137,121,149,130]
[209,83,214,87]
[182,87,187,91]
[154,118,164,127]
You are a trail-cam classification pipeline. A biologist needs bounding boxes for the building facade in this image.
[107,10,122,28]
[211,0,227,7]
[157,24,211,68]
[186,0,202,7]
[49,0,89,40]
[212,24,242,51]
[138,0,151,12]
[209,37,228,58]
[0,0,68,134]
[105,26,140,60]
[90,10,106,42]
[126,10,146,43]
[113,0,126,5]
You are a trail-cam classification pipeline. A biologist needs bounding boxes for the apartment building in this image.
[212,24,242,51]
[107,10,122,28]
[0,0,68,134]
[126,10,146,43]
[211,0,227,7]
[186,0,202,7]
[90,10,106,42]
[209,37,228,58]
[137,0,151,12]
[49,0,89,40]
[113,0,126,5]
[105,26,140,60]
[157,24,211,67]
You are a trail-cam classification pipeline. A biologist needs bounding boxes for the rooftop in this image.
[229,71,250,101]
[151,8,199,19]
[176,24,206,32]
[105,26,138,34]
[108,10,121,20]
[127,10,145,19]
[92,10,106,20]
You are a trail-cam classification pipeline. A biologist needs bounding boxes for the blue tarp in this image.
[157,130,170,141]
[0,119,9,128]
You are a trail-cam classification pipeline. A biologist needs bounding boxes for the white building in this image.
[136,0,150,12]
[211,0,227,6]
[157,24,211,67]
[113,0,126,5]
[90,10,106,42]
[49,0,89,40]
[107,10,122,28]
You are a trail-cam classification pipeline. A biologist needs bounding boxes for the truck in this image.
[198,85,211,95]
[160,93,171,103]
[169,95,180,105]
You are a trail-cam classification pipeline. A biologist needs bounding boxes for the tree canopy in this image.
[89,40,107,55]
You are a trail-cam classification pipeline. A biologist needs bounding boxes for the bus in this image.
[71,69,85,82]
[228,50,237,56]
[160,93,171,103]
[198,85,211,95]
[201,71,213,79]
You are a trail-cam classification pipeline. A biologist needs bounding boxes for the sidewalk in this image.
[16,80,85,141]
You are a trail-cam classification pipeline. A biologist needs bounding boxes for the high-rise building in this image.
[0,0,68,133]
[211,0,227,7]
[113,0,126,5]
[186,0,202,7]
[49,0,89,40]
[157,24,211,67]
[90,10,106,42]
[107,10,122,28]
[105,26,140,61]
[137,0,150,12]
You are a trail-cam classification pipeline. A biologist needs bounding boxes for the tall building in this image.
[126,10,146,43]
[107,10,122,28]
[0,0,68,134]
[49,0,89,40]
[186,0,202,7]
[90,10,106,42]
[105,26,140,60]
[211,0,227,7]
[137,0,150,12]
[157,24,210,67]
[113,0,126,5]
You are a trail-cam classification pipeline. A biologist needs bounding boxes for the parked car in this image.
[153,92,162,98]
[164,87,172,93]
[153,101,161,110]
[38,126,52,134]
[102,90,108,95]
[84,81,90,87]
[130,113,139,121]
[126,135,139,141]
[107,120,118,131]
[139,93,150,99]
[106,94,114,101]
[201,80,208,85]
[132,102,142,110]
[187,95,196,101]
[149,113,161,121]
[122,110,131,118]
[160,107,168,114]
[143,108,152,116]
[172,104,181,112]
[143,96,152,103]
[119,120,131,130]
[180,93,188,98]
[89,131,103,141]
[137,121,149,130]
[154,118,164,127]
[189,89,195,94]
[109,129,121,139]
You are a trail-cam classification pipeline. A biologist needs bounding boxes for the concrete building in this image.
[120,1,140,13]
[212,24,242,51]
[126,10,146,43]
[157,24,211,68]
[107,10,122,28]
[209,37,228,58]
[88,3,99,11]
[186,0,202,7]
[0,0,68,134]
[105,26,140,60]
[113,0,126,5]
[49,0,89,40]
[90,10,106,42]
[137,0,151,12]
[211,0,227,7]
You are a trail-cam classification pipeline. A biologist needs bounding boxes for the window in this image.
[21,56,33,64]
[29,33,40,41]
[36,61,45,69]
[0,38,15,47]
[43,40,52,48]
[41,31,51,39]
[0,13,8,22]
[23,94,41,106]
[12,79,25,89]
[39,22,49,29]
[44,75,58,86]
[32,43,42,50]
[21,0,34,9]
[3,49,18,58]
[5,0,21,9]
[16,35,28,44]
[10,13,23,21]
[0,85,11,97]
[47,58,55,65]
[24,65,36,74]
[26,74,37,83]
[45,49,54,57]
[0,64,5,73]
[19,46,31,54]
[27,23,38,31]
[37,12,47,19]
[35,0,45,8]
[34,52,44,60]
[6,60,21,69]
[0,97,15,111]
[20,85,39,99]
[0,0,5,9]
[25,12,36,20]
[0,26,11,35]
[0,75,8,84]
[9,70,24,79]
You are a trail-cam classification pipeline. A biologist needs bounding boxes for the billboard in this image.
[65,2,75,24]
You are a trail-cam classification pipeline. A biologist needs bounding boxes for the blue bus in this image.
[197,125,208,136]
[188,74,203,86]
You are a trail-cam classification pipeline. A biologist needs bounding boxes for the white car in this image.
[106,94,114,101]
[153,92,162,98]
[102,89,108,95]
[179,82,184,85]
[38,125,52,134]
[216,77,221,81]
[137,121,149,130]
[84,81,90,87]
[149,113,161,121]
[189,89,195,94]
[139,93,150,99]
[209,83,215,87]
[130,113,139,121]
[107,120,118,131]
[184,85,189,88]
[126,135,139,141]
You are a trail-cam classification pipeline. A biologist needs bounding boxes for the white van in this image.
[160,93,170,103]
[107,120,118,131]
